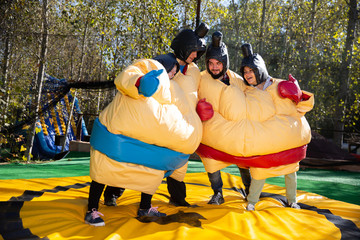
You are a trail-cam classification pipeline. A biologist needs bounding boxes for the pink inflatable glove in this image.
[278,74,303,104]
[196,98,214,121]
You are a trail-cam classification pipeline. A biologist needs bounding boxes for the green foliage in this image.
[203,0,359,139]
[0,0,359,146]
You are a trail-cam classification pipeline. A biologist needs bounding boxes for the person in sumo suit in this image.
[100,23,210,210]
[196,39,314,210]
[164,23,212,207]
[196,31,252,205]
[239,43,314,211]
[85,51,203,226]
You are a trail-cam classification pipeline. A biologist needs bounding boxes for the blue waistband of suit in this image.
[90,118,189,174]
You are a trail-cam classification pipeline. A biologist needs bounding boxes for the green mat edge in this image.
[0,155,359,205]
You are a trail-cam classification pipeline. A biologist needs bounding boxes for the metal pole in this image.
[61,90,77,152]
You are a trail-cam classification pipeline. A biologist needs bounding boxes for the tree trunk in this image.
[227,0,241,73]
[302,0,317,88]
[61,16,89,152]
[308,0,317,50]
[196,0,201,28]
[183,1,188,27]
[258,0,266,54]
[333,0,358,147]
[1,33,11,129]
[138,1,145,58]
[25,0,48,161]
[279,4,291,77]
[1,2,13,131]
[96,33,105,114]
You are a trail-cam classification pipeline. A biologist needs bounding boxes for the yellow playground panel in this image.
[0,172,359,240]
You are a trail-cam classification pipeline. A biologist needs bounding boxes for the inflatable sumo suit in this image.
[165,23,209,205]
[197,42,314,180]
[167,23,208,181]
[197,31,247,176]
[89,55,202,195]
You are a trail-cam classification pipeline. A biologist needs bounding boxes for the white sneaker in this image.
[290,202,300,209]
[246,203,255,211]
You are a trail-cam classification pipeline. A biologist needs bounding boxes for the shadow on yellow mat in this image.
[0,172,359,240]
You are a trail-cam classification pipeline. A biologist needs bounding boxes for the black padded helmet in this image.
[240,43,269,86]
[170,23,209,63]
[153,53,180,75]
[205,31,229,79]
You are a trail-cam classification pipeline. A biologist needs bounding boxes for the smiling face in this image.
[243,66,257,85]
[208,58,224,77]
[186,51,198,64]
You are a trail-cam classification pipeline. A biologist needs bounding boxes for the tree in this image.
[1,0,359,160]
[25,0,49,161]
[333,0,358,147]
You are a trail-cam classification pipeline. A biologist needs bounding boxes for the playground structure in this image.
[31,75,89,160]
[0,73,114,161]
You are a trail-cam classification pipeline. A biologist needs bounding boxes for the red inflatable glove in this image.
[196,98,214,121]
[278,74,303,104]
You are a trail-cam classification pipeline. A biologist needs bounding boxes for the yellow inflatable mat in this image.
[0,172,359,240]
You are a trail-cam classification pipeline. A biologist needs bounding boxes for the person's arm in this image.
[114,60,163,98]
[114,63,146,99]
[296,90,314,114]
[135,69,162,97]
[196,98,214,121]
[278,74,314,114]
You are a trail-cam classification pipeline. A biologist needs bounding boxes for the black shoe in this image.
[84,208,105,226]
[104,195,117,206]
[137,206,166,217]
[169,197,190,207]
[208,192,224,205]
[167,177,189,206]
[104,187,124,206]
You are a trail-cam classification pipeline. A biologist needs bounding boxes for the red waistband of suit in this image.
[196,144,307,168]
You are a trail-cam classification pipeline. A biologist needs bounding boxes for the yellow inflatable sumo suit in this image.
[197,68,314,180]
[165,60,202,182]
[90,58,202,195]
[164,23,209,207]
